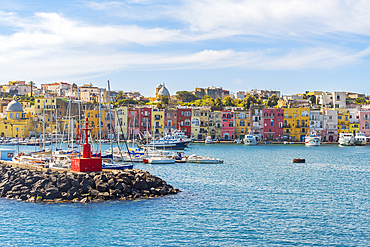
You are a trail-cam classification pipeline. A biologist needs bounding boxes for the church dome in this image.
[7,97,23,112]
[157,85,170,97]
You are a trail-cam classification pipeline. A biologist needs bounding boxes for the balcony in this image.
[283,124,291,128]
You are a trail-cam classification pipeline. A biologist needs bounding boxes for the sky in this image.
[1,0,370,97]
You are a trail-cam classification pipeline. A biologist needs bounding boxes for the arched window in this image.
[229,121,233,127]
[240,113,245,119]
[185,119,191,126]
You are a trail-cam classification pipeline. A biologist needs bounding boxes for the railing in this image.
[283,125,291,128]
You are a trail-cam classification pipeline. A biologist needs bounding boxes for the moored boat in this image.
[305,131,321,146]
[354,132,367,146]
[243,134,257,145]
[204,136,213,144]
[338,132,355,146]
[186,154,224,164]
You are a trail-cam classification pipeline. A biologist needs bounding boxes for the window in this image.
[345,116,348,121]
[240,120,245,126]
[364,115,369,120]
[229,121,233,127]
[271,120,274,127]
[338,116,342,120]
[16,113,20,119]
[184,111,191,117]
[9,113,13,118]
[366,122,369,129]
[87,113,90,118]
[185,119,191,126]
[337,95,340,100]
[240,113,245,119]
[293,113,297,118]
[279,122,283,128]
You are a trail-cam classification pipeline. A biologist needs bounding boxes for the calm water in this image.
[1,143,370,246]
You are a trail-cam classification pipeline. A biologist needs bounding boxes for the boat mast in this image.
[107,80,113,155]
[98,88,102,156]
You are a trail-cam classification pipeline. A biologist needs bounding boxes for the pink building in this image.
[128,107,140,139]
[359,111,370,136]
[263,108,284,141]
[222,110,234,140]
[139,107,152,135]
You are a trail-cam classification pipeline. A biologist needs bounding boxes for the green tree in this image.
[310,95,316,105]
[222,96,235,107]
[28,81,35,97]
[356,98,366,104]
[256,98,263,104]
[267,94,279,107]
[176,91,197,102]
[160,95,169,105]
[243,95,256,109]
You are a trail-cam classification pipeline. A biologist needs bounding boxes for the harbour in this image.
[1,143,369,246]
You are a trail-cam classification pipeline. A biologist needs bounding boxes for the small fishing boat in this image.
[186,154,224,164]
[147,157,176,164]
[293,158,305,163]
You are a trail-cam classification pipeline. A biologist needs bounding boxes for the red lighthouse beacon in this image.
[71,118,102,172]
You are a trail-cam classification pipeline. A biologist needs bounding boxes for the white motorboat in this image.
[354,132,367,146]
[305,131,321,146]
[142,130,193,150]
[204,136,213,144]
[243,134,257,145]
[338,132,355,146]
[186,154,224,164]
[147,157,176,164]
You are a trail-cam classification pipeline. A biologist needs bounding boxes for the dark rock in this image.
[114,182,124,190]
[107,178,115,187]
[58,182,72,192]
[96,182,109,192]
[46,187,59,195]
[67,187,78,196]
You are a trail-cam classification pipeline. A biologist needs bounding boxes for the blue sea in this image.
[1,143,370,246]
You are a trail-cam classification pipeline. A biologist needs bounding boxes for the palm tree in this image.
[28,81,34,97]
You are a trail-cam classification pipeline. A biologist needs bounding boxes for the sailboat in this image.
[102,80,134,170]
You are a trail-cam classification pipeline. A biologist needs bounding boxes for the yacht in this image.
[338,132,355,146]
[141,130,193,150]
[305,131,321,146]
[354,132,367,146]
[243,134,257,145]
[204,136,213,144]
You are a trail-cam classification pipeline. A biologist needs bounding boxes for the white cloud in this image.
[234,78,242,85]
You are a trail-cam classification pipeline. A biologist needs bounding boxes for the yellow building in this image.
[152,109,165,137]
[191,107,210,140]
[283,108,310,142]
[0,97,36,138]
[86,109,106,138]
[34,98,57,116]
[337,108,350,133]
[234,108,250,140]
[209,110,222,140]
[349,123,360,134]
[115,107,128,138]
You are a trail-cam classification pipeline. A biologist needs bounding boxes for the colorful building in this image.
[115,107,128,139]
[177,106,191,137]
[0,97,36,138]
[359,111,370,136]
[164,108,177,133]
[336,108,350,133]
[139,107,152,135]
[234,108,250,140]
[208,110,222,140]
[263,108,284,141]
[152,109,164,137]
[250,105,265,139]
[221,110,234,140]
[283,108,310,141]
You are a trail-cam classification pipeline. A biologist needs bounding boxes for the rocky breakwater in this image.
[0,164,180,203]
